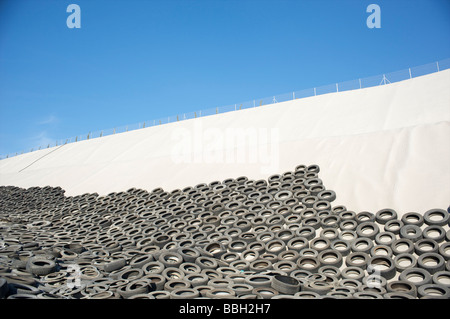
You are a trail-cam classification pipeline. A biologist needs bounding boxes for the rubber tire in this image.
[270,275,300,294]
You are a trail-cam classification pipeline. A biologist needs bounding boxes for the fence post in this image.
[436,61,440,72]
[336,83,339,92]
[293,91,295,99]
[314,87,316,96]
[409,68,412,79]
[359,78,362,89]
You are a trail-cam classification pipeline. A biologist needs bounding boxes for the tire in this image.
[117,279,151,299]
[417,252,445,274]
[330,239,351,256]
[310,237,331,252]
[383,219,403,235]
[129,255,153,269]
[417,284,450,299]
[394,253,417,272]
[205,288,236,299]
[399,267,432,287]
[317,190,336,202]
[345,252,370,269]
[439,242,450,261]
[244,274,273,289]
[104,258,127,272]
[26,257,56,276]
[351,237,374,254]
[158,251,183,268]
[195,256,219,270]
[271,275,300,294]
[401,212,424,227]
[367,256,396,280]
[228,283,253,296]
[375,209,397,225]
[399,224,423,242]
[423,209,449,226]
[170,288,200,299]
[374,232,396,246]
[341,267,365,281]
[355,211,375,224]
[296,256,320,273]
[318,249,343,268]
[184,273,209,287]
[386,280,417,298]
[356,222,379,240]
[370,244,393,258]
[422,225,446,243]
[432,271,450,288]
[414,239,439,256]
[391,238,415,255]
[164,279,190,292]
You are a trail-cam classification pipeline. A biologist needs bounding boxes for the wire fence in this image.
[1,58,449,160]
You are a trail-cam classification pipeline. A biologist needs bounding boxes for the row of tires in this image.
[1,164,449,299]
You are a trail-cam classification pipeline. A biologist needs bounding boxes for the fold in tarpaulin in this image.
[0,69,449,216]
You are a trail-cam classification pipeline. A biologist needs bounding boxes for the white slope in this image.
[1,69,449,216]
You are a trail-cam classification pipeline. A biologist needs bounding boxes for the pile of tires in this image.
[0,164,449,299]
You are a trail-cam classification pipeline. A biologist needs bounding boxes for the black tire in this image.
[401,212,424,227]
[158,251,183,268]
[355,222,379,240]
[423,208,449,226]
[26,257,56,276]
[170,288,200,299]
[271,275,300,295]
[432,271,450,288]
[394,253,417,272]
[417,284,450,299]
[383,219,403,235]
[104,258,127,272]
[367,255,396,280]
[422,225,446,243]
[341,266,365,281]
[414,239,439,256]
[399,224,423,242]
[318,249,343,268]
[375,209,397,225]
[391,238,415,255]
[345,252,370,269]
[417,252,445,274]
[399,267,432,287]
[129,255,153,269]
[386,280,417,298]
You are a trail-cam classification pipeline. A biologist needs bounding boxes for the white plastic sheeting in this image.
[1,69,449,216]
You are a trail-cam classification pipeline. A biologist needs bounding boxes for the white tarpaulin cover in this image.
[1,69,449,217]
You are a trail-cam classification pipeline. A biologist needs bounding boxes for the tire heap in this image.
[0,164,449,299]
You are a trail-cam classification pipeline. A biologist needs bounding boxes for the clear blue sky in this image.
[0,0,449,156]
